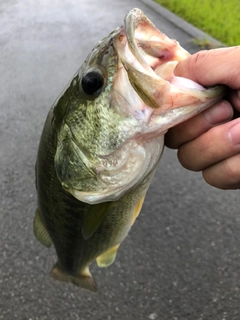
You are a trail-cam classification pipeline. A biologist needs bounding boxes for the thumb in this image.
[174,46,240,89]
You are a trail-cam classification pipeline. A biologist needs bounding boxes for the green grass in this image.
[154,0,240,46]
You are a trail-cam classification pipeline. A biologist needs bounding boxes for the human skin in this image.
[165,46,240,189]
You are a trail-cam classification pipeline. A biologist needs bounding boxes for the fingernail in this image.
[203,101,233,124]
[229,122,240,144]
[237,89,240,99]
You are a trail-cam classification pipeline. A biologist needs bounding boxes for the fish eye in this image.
[81,71,104,95]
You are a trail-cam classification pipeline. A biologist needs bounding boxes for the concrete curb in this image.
[140,0,224,47]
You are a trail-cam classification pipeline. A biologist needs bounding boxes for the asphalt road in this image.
[0,0,240,319]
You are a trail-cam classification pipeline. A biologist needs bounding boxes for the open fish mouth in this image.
[114,8,225,125]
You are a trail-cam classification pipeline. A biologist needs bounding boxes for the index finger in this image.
[165,100,233,149]
[174,46,240,90]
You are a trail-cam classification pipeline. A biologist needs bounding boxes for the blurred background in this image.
[0,0,239,319]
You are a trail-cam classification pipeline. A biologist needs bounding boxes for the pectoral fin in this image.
[96,244,120,267]
[82,202,112,240]
[33,209,52,248]
[131,195,145,225]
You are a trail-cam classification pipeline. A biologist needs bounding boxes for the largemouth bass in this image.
[34,8,225,291]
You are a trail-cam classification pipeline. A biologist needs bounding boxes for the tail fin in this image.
[50,262,97,292]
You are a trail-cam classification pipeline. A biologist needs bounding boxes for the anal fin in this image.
[50,262,97,292]
[96,244,120,268]
[33,209,52,248]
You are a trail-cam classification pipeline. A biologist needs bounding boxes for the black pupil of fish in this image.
[82,71,104,95]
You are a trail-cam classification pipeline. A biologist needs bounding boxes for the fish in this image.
[34,8,225,291]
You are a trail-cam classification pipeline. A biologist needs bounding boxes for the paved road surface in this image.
[1,0,240,319]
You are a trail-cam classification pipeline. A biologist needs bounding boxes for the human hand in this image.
[165,46,240,189]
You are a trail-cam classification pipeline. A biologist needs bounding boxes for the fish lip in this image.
[124,9,150,70]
